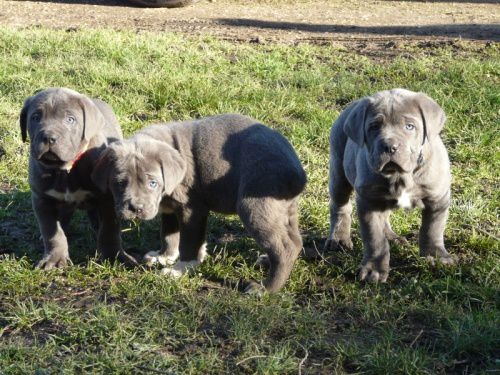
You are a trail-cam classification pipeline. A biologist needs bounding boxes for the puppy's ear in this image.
[415,93,446,143]
[91,146,116,193]
[79,97,106,142]
[343,98,369,146]
[19,96,33,143]
[158,143,187,195]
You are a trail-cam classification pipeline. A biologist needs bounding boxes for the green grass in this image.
[0,28,498,374]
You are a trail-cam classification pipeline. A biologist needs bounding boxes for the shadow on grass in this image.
[383,0,499,3]
[0,189,102,265]
[20,0,132,6]
[216,19,500,41]
[21,0,195,7]
[0,187,474,291]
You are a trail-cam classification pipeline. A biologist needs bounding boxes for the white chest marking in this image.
[397,190,412,209]
[45,188,92,204]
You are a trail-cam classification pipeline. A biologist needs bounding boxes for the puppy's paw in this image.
[324,236,353,252]
[116,249,140,267]
[244,281,266,296]
[144,250,178,267]
[197,243,207,263]
[36,253,71,270]
[387,235,409,246]
[421,247,455,266]
[359,261,389,283]
[255,254,271,268]
[161,260,200,278]
[161,266,184,278]
[425,254,455,266]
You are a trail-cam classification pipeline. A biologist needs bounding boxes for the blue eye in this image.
[148,180,158,189]
[66,115,76,125]
[405,123,415,131]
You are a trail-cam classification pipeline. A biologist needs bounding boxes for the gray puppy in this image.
[20,88,123,269]
[92,114,307,293]
[325,88,453,282]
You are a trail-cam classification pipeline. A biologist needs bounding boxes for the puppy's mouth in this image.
[38,152,66,168]
[380,161,404,175]
[119,209,156,221]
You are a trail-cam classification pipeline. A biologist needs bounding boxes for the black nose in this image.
[42,133,57,145]
[384,142,399,154]
[128,202,144,214]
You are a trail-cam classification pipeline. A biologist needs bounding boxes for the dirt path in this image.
[1,0,499,48]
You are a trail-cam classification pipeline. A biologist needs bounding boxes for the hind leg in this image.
[325,157,354,252]
[239,197,302,293]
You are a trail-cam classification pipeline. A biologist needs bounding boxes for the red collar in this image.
[66,142,89,171]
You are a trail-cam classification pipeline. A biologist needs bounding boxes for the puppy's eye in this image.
[31,113,41,122]
[369,122,381,131]
[148,180,158,189]
[405,123,415,131]
[66,115,76,125]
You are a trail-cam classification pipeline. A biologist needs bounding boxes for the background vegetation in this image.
[0,28,498,373]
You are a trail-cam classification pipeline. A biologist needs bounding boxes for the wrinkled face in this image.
[107,142,165,221]
[23,89,88,169]
[364,96,424,176]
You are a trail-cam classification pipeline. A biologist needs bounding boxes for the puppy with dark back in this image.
[20,88,124,269]
[325,89,453,282]
[92,114,307,293]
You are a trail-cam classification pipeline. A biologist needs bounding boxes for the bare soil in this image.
[1,0,499,50]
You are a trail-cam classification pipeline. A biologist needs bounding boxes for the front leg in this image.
[161,208,208,278]
[357,199,391,283]
[144,213,180,267]
[33,193,71,269]
[419,192,454,265]
[96,197,122,261]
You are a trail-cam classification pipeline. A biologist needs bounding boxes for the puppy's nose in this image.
[42,133,57,145]
[128,202,144,215]
[384,142,399,154]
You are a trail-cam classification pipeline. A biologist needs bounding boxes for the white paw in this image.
[144,250,178,267]
[161,260,200,278]
[161,266,184,278]
[197,243,207,263]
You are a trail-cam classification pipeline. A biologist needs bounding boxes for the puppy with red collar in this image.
[20,88,124,269]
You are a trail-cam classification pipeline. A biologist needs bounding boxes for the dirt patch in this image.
[1,0,498,50]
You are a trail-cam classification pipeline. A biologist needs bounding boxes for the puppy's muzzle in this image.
[374,140,411,175]
[34,132,68,168]
[120,200,156,220]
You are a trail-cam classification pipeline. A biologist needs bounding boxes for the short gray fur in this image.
[20,87,123,269]
[325,88,453,282]
[92,114,307,293]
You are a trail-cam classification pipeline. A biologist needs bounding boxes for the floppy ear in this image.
[343,98,370,146]
[157,143,187,195]
[19,96,33,143]
[91,146,116,193]
[415,93,446,143]
[79,96,106,142]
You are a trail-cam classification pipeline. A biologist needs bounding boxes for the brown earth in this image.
[1,0,499,50]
